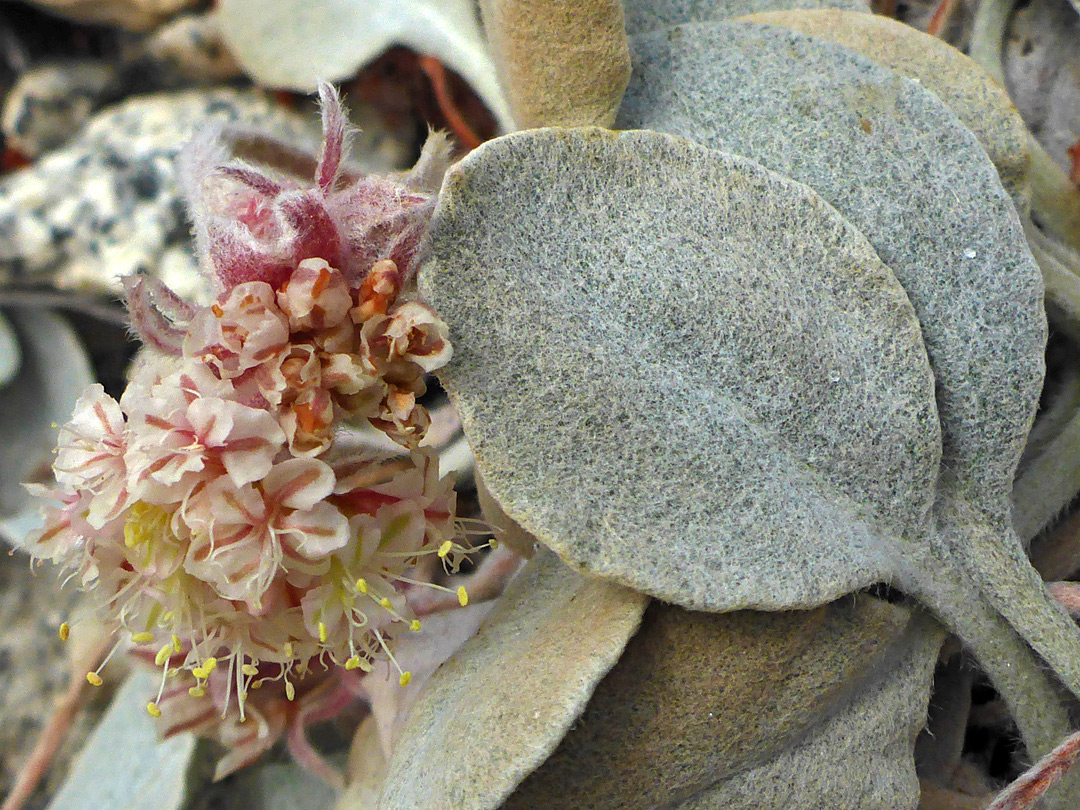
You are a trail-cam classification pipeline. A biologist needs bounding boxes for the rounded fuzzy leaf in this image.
[0,311,18,387]
[617,22,1045,520]
[421,126,939,613]
[502,594,916,810]
[0,307,95,546]
[621,0,869,37]
[738,9,1032,215]
[373,548,649,810]
[340,717,387,810]
[670,614,944,810]
[479,0,630,128]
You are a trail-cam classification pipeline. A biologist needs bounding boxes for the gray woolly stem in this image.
[953,516,1080,700]
[1027,223,1080,346]
[914,649,973,783]
[969,0,1009,86]
[1012,405,1080,542]
[902,553,1080,810]
[1021,367,1080,470]
[1027,143,1080,258]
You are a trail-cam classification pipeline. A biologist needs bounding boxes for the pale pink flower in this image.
[53,385,132,528]
[183,457,349,607]
[26,83,475,784]
[23,486,93,563]
[319,351,383,400]
[279,387,336,458]
[183,282,289,379]
[128,382,286,501]
[370,386,431,448]
[360,302,452,392]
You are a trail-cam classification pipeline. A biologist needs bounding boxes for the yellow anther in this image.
[155,643,173,667]
[241,664,259,677]
[285,681,296,701]
[399,671,412,687]
[192,668,208,679]
[344,656,361,671]
[86,672,103,687]
[355,578,368,594]
[409,620,422,632]
[250,680,263,690]
[58,622,70,641]
[171,635,181,652]
[379,597,392,609]
[202,657,218,672]
[284,642,294,658]
[318,622,328,643]
[146,702,162,718]
[457,586,469,607]
[437,540,453,558]
[131,632,154,643]
[188,686,206,698]
[490,538,500,550]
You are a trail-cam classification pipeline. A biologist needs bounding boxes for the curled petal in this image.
[183,282,289,376]
[189,397,286,486]
[277,258,353,332]
[279,501,349,559]
[264,457,337,511]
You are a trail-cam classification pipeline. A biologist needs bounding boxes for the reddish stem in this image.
[1,633,111,810]
[284,678,358,789]
[986,730,1080,809]
[1048,581,1080,616]
[418,56,483,151]
[1067,141,1080,185]
[926,0,956,37]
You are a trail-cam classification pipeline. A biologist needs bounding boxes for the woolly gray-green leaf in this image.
[421,121,1080,804]
[422,126,939,613]
[501,594,917,810]
[46,671,198,810]
[372,547,649,810]
[617,22,1044,517]
[736,9,1032,215]
[621,0,868,37]
[479,0,630,128]
[671,613,944,810]
[617,27,1080,786]
[0,307,94,549]
[339,717,386,810]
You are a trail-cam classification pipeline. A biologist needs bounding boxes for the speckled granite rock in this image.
[1004,0,1080,176]
[0,88,321,302]
[27,0,200,32]
[137,12,244,86]
[1,60,120,159]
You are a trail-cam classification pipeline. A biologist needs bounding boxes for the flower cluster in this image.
[26,84,474,725]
